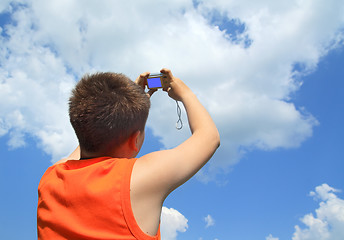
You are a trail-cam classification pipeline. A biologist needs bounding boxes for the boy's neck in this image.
[79,130,143,160]
[80,145,138,160]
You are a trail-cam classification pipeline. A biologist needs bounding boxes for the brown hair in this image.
[69,72,150,153]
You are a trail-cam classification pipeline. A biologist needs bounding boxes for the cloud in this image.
[160,207,188,240]
[270,184,344,240]
[0,0,343,171]
[0,4,78,160]
[266,234,279,240]
[0,0,13,12]
[292,184,344,240]
[204,214,215,228]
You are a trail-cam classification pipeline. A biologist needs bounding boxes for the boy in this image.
[37,68,220,239]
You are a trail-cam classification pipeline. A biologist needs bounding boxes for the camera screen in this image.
[147,77,162,88]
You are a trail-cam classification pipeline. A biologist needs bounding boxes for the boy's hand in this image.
[160,68,192,102]
[135,72,157,98]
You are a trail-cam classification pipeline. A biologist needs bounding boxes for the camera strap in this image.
[176,101,183,130]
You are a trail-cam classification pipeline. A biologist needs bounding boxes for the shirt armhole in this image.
[121,158,161,240]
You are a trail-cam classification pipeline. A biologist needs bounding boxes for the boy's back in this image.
[37,69,220,239]
[38,157,159,239]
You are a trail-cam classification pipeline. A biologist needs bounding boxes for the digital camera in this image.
[147,73,168,89]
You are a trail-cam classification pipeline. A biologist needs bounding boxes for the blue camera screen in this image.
[148,77,162,88]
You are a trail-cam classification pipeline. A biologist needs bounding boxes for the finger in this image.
[140,72,150,78]
[135,72,148,84]
[135,72,150,85]
[160,68,173,78]
[162,86,171,92]
[147,88,157,97]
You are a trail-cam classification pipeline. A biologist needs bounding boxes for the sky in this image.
[0,0,343,239]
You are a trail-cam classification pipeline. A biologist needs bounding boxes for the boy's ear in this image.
[128,130,141,152]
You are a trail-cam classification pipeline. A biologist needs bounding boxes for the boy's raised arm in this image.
[132,69,220,202]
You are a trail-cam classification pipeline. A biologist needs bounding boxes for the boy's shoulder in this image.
[40,157,135,189]
[53,158,69,165]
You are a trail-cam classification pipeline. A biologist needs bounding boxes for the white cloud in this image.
[0,0,13,13]
[204,214,215,228]
[292,184,344,240]
[160,207,188,240]
[0,5,78,160]
[270,184,344,240]
[266,234,279,240]
[0,0,343,170]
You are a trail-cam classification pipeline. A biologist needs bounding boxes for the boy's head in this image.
[69,72,150,154]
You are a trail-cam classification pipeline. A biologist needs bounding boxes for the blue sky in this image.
[1,1,344,240]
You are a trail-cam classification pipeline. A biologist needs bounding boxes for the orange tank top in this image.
[37,157,160,240]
